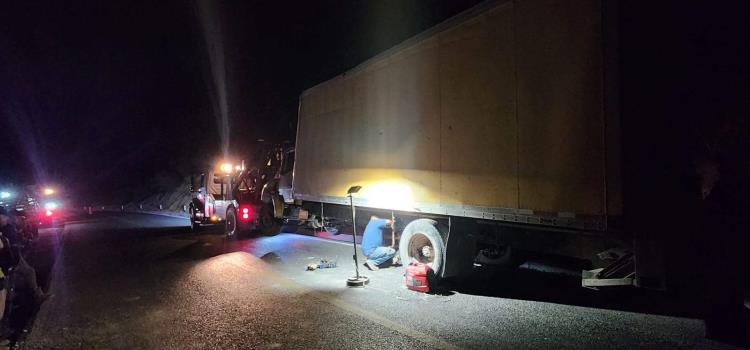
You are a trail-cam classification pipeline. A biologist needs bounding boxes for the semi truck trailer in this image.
[263,0,744,302]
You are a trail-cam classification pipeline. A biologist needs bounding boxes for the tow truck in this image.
[188,162,269,237]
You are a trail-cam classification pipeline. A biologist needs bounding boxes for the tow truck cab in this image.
[189,168,262,236]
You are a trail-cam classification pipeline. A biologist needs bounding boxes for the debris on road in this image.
[306,259,337,271]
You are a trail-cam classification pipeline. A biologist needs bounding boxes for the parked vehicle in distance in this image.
[0,187,43,239]
[36,187,64,228]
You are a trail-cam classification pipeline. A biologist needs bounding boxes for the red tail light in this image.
[239,205,252,221]
[41,210,55,220]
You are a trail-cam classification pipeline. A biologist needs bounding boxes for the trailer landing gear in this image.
[582,252,635,289]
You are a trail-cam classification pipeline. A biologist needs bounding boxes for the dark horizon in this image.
[0,0,482,203]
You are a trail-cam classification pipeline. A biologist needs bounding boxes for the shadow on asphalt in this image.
[129,227,196,238]
[157,235,227,261]
[259,252,283,264]
[445,266,704,319]
[153,228,274,262]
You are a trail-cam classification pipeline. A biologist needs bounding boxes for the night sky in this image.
[0,0,481,203]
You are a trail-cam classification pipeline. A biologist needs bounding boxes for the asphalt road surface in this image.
[20,212,739,349]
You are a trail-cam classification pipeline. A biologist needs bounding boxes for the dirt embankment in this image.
[91,176,192,217]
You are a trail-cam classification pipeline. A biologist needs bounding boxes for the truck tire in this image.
[399,219,445,275]
[260,203,280,236]
[189,206,200,231]
[225,207,237,238]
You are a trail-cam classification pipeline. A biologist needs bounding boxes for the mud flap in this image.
[442,217,477,278]
[272,194,284,219]
[633,228,667,290]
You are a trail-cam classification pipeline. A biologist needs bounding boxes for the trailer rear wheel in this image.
[399,219,445,275]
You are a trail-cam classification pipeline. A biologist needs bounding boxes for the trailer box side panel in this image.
[295,38,443,208]
[295,0,619,225]
[295,76,348,202]
[515,0,607,216]
[439,2,518,209]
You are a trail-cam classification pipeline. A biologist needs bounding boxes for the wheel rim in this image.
[407,233,434,265]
